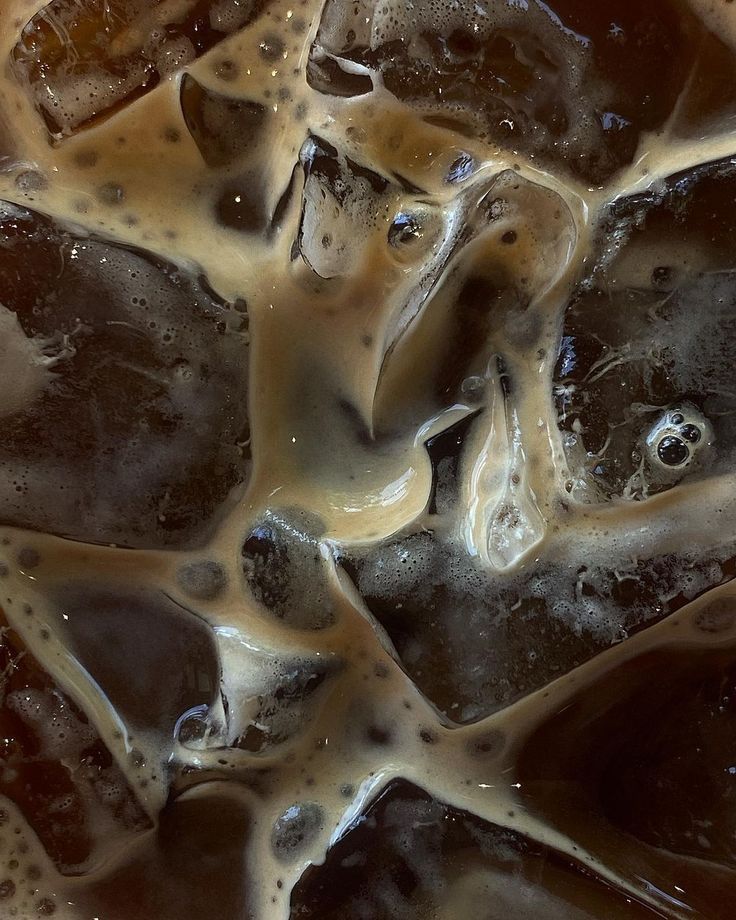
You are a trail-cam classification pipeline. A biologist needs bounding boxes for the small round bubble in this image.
[656,435,689,467]
[680,423,701,444]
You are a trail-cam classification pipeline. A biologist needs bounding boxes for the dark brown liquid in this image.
[0,0,735,918]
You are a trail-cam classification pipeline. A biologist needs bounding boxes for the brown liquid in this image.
[0,0,735,917]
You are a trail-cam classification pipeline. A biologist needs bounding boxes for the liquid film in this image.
[0,0,735,917]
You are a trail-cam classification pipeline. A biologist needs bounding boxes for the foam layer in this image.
[0,0,735,917]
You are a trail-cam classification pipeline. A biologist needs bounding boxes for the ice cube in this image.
[241,509,335,630]
[0,201,250,547]
[555,157,736,502]
[12,0,275,139]
[180,74,268,168]
[290,779,659,919]
[517,639,736,917]
[297,134,396,281]
[342,530,736,724]
[51,585,221,740]
[342,533,579,723]
[308,0,730,184]
[0,609,151,875]
[425,412,480,516]
[74,788,252,919]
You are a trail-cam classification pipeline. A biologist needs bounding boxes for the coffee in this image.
[0,0,734,916]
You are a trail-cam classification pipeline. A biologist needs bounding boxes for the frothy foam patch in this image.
[0,0,734,917]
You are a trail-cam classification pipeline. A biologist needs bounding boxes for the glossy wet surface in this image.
[0,0,735,917]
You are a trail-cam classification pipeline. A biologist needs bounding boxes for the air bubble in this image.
[17,547,39,569]
[366,725,392,745]
[271,802,324,862]
[388,213,422,247]
[656,435,689,467]
[0,878,15,898]
[651,265,673,287]
[680,424,701,444]
[259,36,286,61]
[213,59,239,81]
[176,708,210,746]
[467,729,505,757]
[14,170,46,193]
[97,183,125,205]
[177,560,228,601]
[645,406,711,475]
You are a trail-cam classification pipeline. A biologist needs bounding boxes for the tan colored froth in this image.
[0,0,735,917]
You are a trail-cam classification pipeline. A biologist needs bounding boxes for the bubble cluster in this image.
[11,0,275,138]
[0,201,251,547]
[1,0,736,918]
[646,406,711,471]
